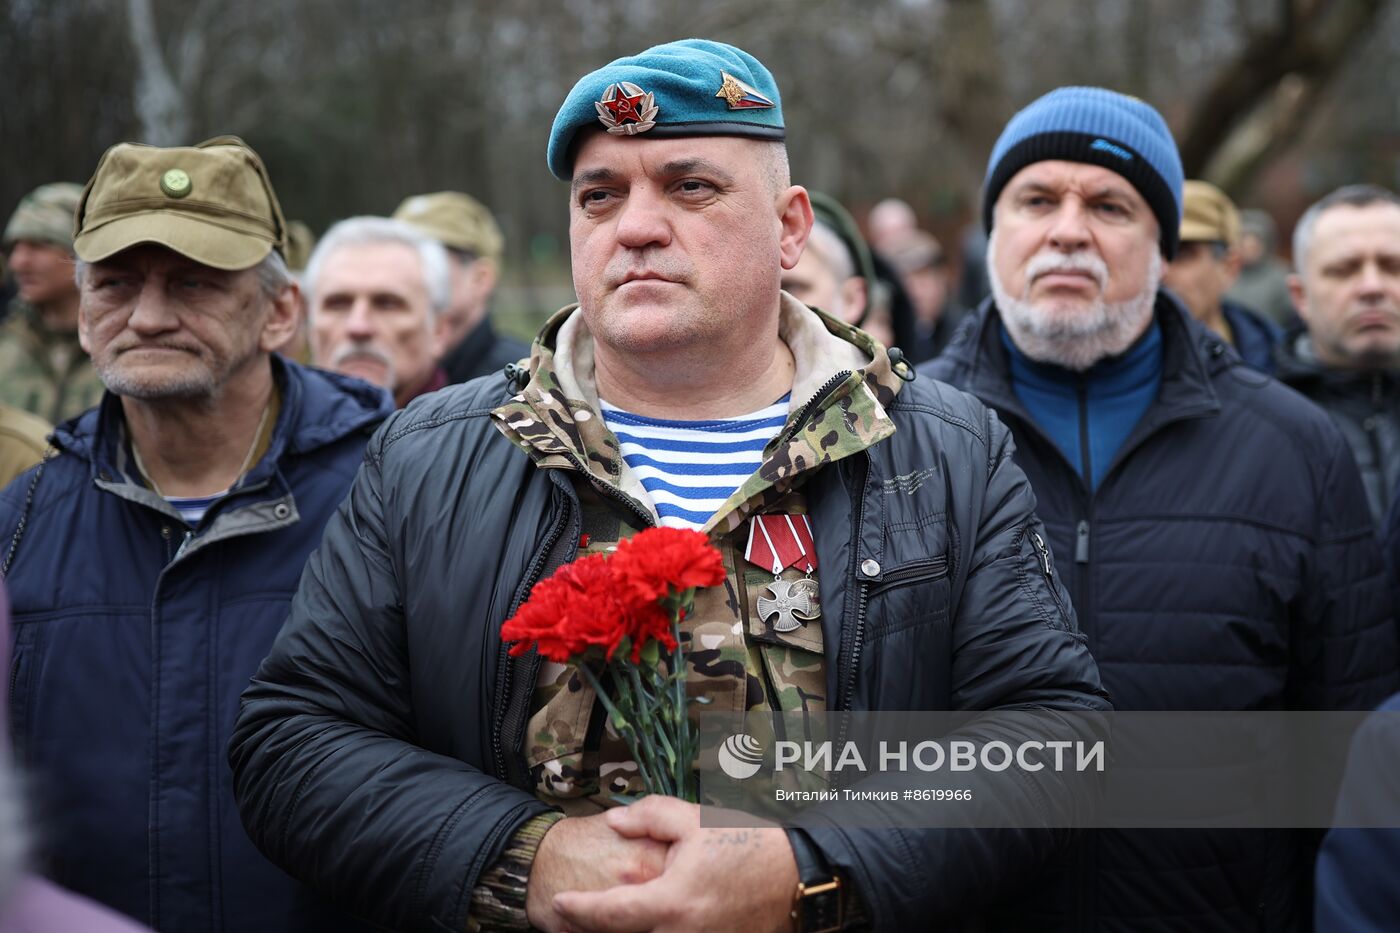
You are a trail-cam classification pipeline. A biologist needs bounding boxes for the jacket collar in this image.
[949,292,1223,452]
[492,296,909,533]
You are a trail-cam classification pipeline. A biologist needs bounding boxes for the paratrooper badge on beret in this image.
[595,82,659,135]
[715,71,773,110]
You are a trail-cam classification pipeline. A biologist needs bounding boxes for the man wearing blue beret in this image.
[922,87,1398,929]
[232,41,1110,931]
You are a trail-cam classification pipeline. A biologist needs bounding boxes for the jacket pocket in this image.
[866,555,948,598]
[7,623,40,756]
[865,558,952,640]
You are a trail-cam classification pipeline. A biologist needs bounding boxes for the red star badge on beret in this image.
[595,82,659,136]
[604,87,646,124]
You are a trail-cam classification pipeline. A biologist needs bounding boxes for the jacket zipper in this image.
[865,555,948,597]
[773,372,851,449]
[1367,374,1388,516]
[832,455,871,778]
[1077,377,1092,490]
[491,490,575,785]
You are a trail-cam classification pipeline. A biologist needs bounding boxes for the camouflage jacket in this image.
[0,301,104,424]
[494,296,907,812]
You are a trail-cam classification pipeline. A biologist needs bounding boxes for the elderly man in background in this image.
[0,136,390,932]
[923,86,1397,931]
[887,230,962,362]
[394,191,529,384]
[780,210,868,330]
[304,216,451,408]
[0,183,105,423]
[1162,180,1280,373]
[231,39,1109,933]
[1277,184,1400,528]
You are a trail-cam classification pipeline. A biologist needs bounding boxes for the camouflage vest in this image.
[0,301,105,424]
[491,297,909,813]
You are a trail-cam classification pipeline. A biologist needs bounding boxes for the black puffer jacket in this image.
[229,349,1110,931]
[923,296,1400,931]
[1275,330,1400,529]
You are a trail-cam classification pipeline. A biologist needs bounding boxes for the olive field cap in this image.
[284,220,317,271]
[393,191,504,263]
[547,38,785,180]
[3,183,84,250]
[74,135,287,271]
[1180,180,1241,248]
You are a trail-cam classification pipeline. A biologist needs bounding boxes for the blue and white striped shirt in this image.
[599,395,790,529]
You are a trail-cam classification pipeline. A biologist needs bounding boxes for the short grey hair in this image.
[1292,184,1400,273]
[74,249,292,300]
[303,216,451,317]
[804,220,856,282]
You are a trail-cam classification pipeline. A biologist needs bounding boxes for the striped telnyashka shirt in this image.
[598,395,790,529]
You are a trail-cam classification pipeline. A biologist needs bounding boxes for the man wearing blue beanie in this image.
[923,88,1397,930]
[231,41,1113,933]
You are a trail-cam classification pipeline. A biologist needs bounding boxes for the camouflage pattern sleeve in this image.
[466,811,565,932]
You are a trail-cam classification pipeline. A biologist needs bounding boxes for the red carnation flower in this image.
[610,527,726,606]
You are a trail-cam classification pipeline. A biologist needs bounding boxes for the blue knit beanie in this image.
[982,87,1184,259]
[547,39,784,181]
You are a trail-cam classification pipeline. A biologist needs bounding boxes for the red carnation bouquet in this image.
[500,526,726,802]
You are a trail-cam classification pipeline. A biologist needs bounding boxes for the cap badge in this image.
[595,82,658,136]
[715,71,774,110]
[159,169,192,199]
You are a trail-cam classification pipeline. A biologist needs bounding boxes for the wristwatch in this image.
[786,828,843,933]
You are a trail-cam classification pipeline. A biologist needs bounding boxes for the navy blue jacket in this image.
[1,358,391,932]
[923,296,1399,931]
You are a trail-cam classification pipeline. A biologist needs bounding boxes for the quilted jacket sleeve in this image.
[228,421,554,933]
[796,407,1112,930]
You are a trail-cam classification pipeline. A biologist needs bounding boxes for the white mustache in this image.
[329,342,393,369]
[1023,250,1109,294]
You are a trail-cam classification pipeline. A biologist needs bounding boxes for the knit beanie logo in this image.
[1090,139,1134,163]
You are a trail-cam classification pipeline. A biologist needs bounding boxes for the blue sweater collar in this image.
[1000,319,1164,396]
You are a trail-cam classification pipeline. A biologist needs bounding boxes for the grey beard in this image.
[991,243,1162,372]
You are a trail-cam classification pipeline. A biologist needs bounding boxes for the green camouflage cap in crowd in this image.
[808,191,878,315]
[392,191,504,263]
[3,182,83,251]
[74,135,287,270]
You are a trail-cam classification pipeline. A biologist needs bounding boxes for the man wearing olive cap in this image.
[233,39,1108,932]
[923,87,1396,930]
[0,136,391,932]
[1162,180,1280,374]
[0,183,106,423]
[393,191,529,385]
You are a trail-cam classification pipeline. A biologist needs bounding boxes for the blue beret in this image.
[983,86,1185,259]
[547,38,784,181]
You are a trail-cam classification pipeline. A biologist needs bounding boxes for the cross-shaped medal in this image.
[757,578,820,633]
